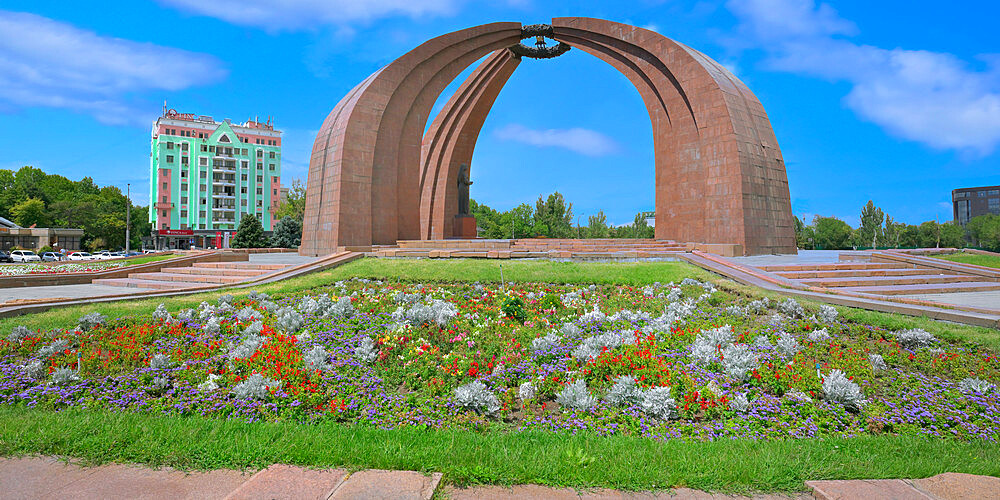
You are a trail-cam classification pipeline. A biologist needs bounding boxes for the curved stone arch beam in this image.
[299,22,523,255]
[418,49,521,239]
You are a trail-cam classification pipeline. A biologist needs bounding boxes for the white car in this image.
[10,250,41,262]
[92,251,114,260]
[67,252,93,261]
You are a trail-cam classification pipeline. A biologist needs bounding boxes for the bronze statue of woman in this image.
[457,164,473,215]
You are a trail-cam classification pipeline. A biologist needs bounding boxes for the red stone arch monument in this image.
[300,18,796,256]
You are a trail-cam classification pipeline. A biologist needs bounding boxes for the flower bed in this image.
[0,261,132,276]
[1,278,997,441]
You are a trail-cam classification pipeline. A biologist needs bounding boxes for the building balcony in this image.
[154,202,174,210]
[213,206,236,212]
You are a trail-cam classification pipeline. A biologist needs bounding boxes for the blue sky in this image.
[0,0,998,227]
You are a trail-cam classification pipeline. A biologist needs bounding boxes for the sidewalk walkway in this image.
[2,457,997,500]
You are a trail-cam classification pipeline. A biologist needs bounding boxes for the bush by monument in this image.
[232,214,267,248]
[270,216,302,248]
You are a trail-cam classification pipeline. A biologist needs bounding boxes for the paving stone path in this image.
[2,457,997,499]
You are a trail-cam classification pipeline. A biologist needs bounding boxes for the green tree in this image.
[273,179,306,223]
[587,211,609,238]
[533,192,574,238]
[967,215,1000,251]
[812,216,853,249]
[270,216,302,248]
[883,215,902,248]
[858,200,884,249]
[628,212,654,239]
[232,214,268,248]
[939,222,965,248]
[10,198,49,227]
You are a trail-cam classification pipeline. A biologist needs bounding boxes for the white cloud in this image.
[159,0,462,31]
[727,0,1000,154]
[494,124,620,156]
[0,11,226,125]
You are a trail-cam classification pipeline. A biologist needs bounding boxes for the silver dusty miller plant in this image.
[231,373,282,400]
[51,367,80,386]
[454,380,500,414]
[37,339,70,358]
[817,305,838,324]
[531,331,561,354]
[958,377,996,394]
[77,312,107,332]
[720,343,759,381]
[729,393,750,413]
[822,369,866,411]
[518,381,536,401]
[392,299,458,327]
[869,353,887,371]
[689,325,735,365]
[894,329,937,349]
[807,328,831,343]
[639,386,677,421]
[604,375,643,406]
[777,298,804,318]
[7,325,30,344]
[152,304,171,322]
[273,307,305,333]
[149,353,172,370]
[230,334,265,360]
[354,336,379,363]
[303,345,332,372]
[556,379,597,411]
[776,332,801,358]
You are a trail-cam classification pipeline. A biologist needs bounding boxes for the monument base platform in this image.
[453,215,477,238]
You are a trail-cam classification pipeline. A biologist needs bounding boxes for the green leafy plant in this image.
[500,295,528,324]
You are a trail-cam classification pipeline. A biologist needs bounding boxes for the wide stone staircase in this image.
[374,238,688,259]
[758,259,1000,295]
[92,261,286,290]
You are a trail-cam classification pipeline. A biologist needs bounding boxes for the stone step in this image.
[128,272,247,284]
[759,262,909,272]
[841,281,1000,295]
[799,274,983,288]
[192,262,286,270]
[160,266,264,277]
[91,278,215,290]
[775,268,939,279]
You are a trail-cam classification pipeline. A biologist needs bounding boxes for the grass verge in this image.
[1,406,998,493]
[934,252,1000,269]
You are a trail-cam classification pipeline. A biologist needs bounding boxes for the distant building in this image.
[149,108,282,248]
[953,185,1000,225]
[0,217,83,251]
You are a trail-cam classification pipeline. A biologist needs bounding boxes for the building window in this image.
[256,175,263,182]
[181,196,188,204]
[241,186,248,194]
[980,191,988,197]
[990,198,1000,214]
[269,151,275,159]
[256,188,263,195]
[273,189,278,195]
[990,190,1000,196]
[241,199,248,206]
[199,157,207,166]
[161,196,167,203]
[269,164,275,171]
[166,142,173,149]
[200,171,207,178]
[219,134,230,143]
[161,210,168,218]
[181,170,188,178]
[257,150,263,157]
[241,160,249,169]
[209,145,215,152]
[181,143,188,151]
[181,184,188,191]
[201,144,208,152]
[242,148,248,155]
[180,210,188,217]
[201,199,207,205]
[199,224,206,230]
[161,223,168,230]
[166,155,174,163]
[181,157,189,165]
[162,182,168,189]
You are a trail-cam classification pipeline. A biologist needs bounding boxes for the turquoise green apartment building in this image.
[149,108,282,248]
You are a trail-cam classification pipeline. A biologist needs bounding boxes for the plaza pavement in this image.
[2,456,996,499]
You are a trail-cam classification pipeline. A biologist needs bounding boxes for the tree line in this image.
[470,192,655,239]
[0,166,151,250]
[795,200,1000,251]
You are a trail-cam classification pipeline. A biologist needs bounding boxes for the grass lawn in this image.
[0,258,998,493]
[934,252,1000,269]
[1,406,998,493]
[119,253,178,266]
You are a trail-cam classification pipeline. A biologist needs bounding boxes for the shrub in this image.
[355,336,379,363]
[231,373,282,400]
[894,329,937,349]
[958,377,996,394]
[24,360,46,379]
[556,380,596,411]
[329,296,354,318]
[392,299,458,327]
[518,381,536,401]
[149,353,171,370]
[37,339,69,358]
[6,325,30,344]
[604,375,642,406]
[230,334,265,360]
[777,298,804,318]
[776,332,800,358]
[747,298,770,314]
[869,353,887,371]
[531,331,560,354]
[270,215,302,248]
[152,304,171,322]
[817,305,838,324]
[454,380,500,414]
[822,369,866,411]
[304,345,332,372]
[77,312,106,331]
[236,307,261,323]
[689,325,734,365]
[231,214,268,248]
[639,386,677,420]
[273,307,305,333]
[721,344,759,381]
[51,367,80,386]
[500,295,528,324]
[202,317,221,335]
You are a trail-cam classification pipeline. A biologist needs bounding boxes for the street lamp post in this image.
[125,183,131,253]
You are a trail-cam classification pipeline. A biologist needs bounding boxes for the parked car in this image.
[67,252,93,261]
[125,251,141,257]
[10,250,41,262]
[40,252,61,262]
[0,251,12,263]
[93,251,113,260]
